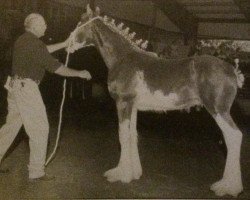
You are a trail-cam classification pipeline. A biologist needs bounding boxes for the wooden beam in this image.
[198,22,250,40]
[199,18,248,23]
[234,0,250,22]
[153,0,198,38]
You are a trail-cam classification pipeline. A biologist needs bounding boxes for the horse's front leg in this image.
[104,99,139,183]
[130,106,142,180]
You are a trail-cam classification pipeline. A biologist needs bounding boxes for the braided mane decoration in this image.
[101,15,149,51]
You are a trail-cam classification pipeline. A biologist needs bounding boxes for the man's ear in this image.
[86,4,93,18]
[95,7,100,16]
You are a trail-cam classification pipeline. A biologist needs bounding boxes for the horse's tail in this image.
[234,58,245,88]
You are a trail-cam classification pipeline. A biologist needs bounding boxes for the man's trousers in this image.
[0,78,49,179]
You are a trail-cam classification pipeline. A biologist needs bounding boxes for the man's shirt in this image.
[12,31,62,82]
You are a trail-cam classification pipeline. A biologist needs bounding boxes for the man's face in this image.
[33,17,47,37]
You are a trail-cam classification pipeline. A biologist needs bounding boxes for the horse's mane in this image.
[99,15,151,52]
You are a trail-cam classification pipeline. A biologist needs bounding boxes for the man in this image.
[0,13,91,181]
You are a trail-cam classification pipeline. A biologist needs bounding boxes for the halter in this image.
[76,16,102,30]
[66,16,102,53]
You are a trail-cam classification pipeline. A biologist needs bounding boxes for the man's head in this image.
[24,13,47,38]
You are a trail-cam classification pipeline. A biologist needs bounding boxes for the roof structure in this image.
[176,0,249,23]
[159,0,250,40]
[51,0,250,40]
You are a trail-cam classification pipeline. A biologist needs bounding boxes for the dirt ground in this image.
[0,99,250,199]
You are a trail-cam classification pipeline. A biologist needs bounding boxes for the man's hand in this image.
[64,32,74,47]
[79,70,92,80]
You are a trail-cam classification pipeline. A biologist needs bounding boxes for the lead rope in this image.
[45,31,75,166]
[45,17,101,166]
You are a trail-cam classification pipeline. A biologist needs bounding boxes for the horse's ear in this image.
[86,4,93,18]
[95,6,100,16]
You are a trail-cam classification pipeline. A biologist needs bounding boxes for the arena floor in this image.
[0,99,250,199]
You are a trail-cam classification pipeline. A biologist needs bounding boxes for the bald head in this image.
[24,13,47,38]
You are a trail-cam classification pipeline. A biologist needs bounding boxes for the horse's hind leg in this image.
[210,112,243,197]
[202,82,243,197]
[104,99,135,183]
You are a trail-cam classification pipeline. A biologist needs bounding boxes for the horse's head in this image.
[74,4,101,45]
[73,4,152,67]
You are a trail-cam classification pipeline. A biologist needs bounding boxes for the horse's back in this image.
[193,55,236,78]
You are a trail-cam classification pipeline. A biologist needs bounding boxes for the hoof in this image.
[210,179,243,197]
[104,167,133,183]
[133,168,142,180]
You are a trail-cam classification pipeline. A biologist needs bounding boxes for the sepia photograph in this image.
[0,0,250,199]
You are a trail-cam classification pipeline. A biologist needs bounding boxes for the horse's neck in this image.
[94,22,133,69]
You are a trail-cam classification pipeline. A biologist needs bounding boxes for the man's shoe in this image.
[29,174,55,182]
[0,168,10,174]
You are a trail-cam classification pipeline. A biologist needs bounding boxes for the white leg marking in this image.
[119,119,132,168]
[104,119,133,183]
[130,108,142,180]
[211,114,243,197]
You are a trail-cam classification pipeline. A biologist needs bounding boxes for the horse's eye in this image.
[81,14,89,23]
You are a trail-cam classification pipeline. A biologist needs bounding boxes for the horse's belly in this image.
[135,91,181,111]
[133,71,181,111]
[134,72,200,111]
[136,92,201,111]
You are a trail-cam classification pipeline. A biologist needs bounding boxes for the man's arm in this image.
[47,41,67,53]
[55,65,91,80]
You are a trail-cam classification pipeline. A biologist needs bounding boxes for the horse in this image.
[73,5,245,197]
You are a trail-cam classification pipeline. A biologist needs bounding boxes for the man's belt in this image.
[4,75,40,91]
[11,75,40,85]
